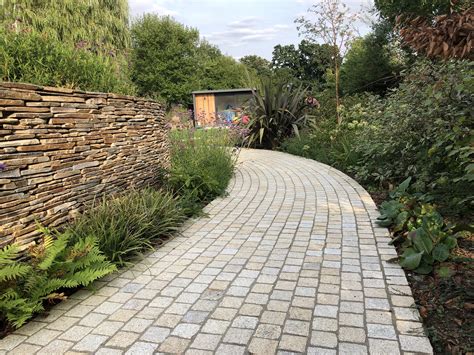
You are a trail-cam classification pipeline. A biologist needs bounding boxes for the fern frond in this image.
[0,264,32,283]
[37,234,69,271]
[0,244,20,265]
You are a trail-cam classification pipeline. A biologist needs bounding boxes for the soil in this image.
[405,236,474,354]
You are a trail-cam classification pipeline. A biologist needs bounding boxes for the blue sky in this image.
[129,0,374,60]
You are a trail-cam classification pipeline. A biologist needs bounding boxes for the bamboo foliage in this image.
[0,0,130,52]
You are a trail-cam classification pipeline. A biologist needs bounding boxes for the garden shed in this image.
[192,88,254,126]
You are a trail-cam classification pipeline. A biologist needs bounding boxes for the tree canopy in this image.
[131,14,247,104]
[240,55,272,78]
[271,40,334,89]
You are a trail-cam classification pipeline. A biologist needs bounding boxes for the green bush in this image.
[0,29,135,94]
[280,94,370,169]
[168,128,237,215]
[245,78,314,149]
[350,60,473,215]
[0,229,116,328]
[68,189,185,266]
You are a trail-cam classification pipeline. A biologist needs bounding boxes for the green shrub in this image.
[0,29,135,94]
[350,60,473,215]
[0,229,116,328]
[377,178,464,274]
[245,78,314,149]
[168,128,236,214]
[68,189,185,266]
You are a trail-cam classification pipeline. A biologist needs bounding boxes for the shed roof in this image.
[192,88,255,95]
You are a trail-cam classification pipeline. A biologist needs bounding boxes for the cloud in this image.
[204,17,290,48]
[129,0,178,17]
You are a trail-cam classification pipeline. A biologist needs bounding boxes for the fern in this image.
[0,227,116,329]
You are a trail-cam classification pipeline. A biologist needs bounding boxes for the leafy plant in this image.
[0,228,116,328]
[167,128,237,215]
[245,78,314,149]
[377,179,461,274]
[68,189,185,266]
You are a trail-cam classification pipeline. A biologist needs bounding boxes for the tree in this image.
[271,40,334,89]
[0,0,130,52]
[296,0,359,124]
[131,15,200,104]
[374,0,470,22]
[240,55,272,78]
[340,34,402,95]
[196,42,247,90]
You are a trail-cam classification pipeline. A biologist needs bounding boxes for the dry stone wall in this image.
[0,82,169,249]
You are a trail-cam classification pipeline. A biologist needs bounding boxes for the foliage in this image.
[131,15,200,104]
[240,55,272,78]
[0,229,116,328]
[167,129,237,215]
[0,29,135,94]
[280,94,370,168]
[374,0,471,22]
[397,7,474,60]
[68,189,186,266]
[271,40,335,89]
[0,0,130,52]
[377,178,463,274]
[195,43,248,92]
[349,60,473,215]
[340,34,402,95]
[131,15,246,105]
[295,0,359,124]
[245,78,314,149]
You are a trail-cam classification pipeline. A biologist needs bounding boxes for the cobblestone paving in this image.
[0,149,433,354]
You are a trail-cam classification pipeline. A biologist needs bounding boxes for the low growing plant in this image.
[0,228,116,329]
[377,178,463,274]
[68,189,186,266]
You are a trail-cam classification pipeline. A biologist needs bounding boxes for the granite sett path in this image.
[0,149,433,354]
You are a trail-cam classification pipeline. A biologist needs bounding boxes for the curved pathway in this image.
[1,149,432,354]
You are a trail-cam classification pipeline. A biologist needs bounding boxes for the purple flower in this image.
[0,162,6,171]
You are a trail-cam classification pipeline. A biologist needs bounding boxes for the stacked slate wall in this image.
[0,82,169,249]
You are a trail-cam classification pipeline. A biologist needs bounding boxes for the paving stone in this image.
[202,319,230,335]
[248,338,279,354]
[223,328,253,345]
[216,343,246,354]
[279,334,307,353]
[232,316,258,329]
[255,324,281,339]
[367,323,397,340]
[191,334,221,350]
[159,336,190,353]
[105,331,140,348]
[9,343,41,354]
[125,341,159,355]
[58,325,92,342]
[283,320,310,336]
[339,327,367,343]
[27,328,61,345]
[36,340,73,355]
[92,321,124,336]
[369,339,401,355]
[311,331,337,348]
[339,342,368,354]
[399,335,433,353]
[72,334,108,352]
[172,323,201,338]
[0,335,26,351]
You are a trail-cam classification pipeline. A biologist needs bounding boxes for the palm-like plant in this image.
[245,79,314,149]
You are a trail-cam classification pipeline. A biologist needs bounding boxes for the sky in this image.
[129,0,375,60]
